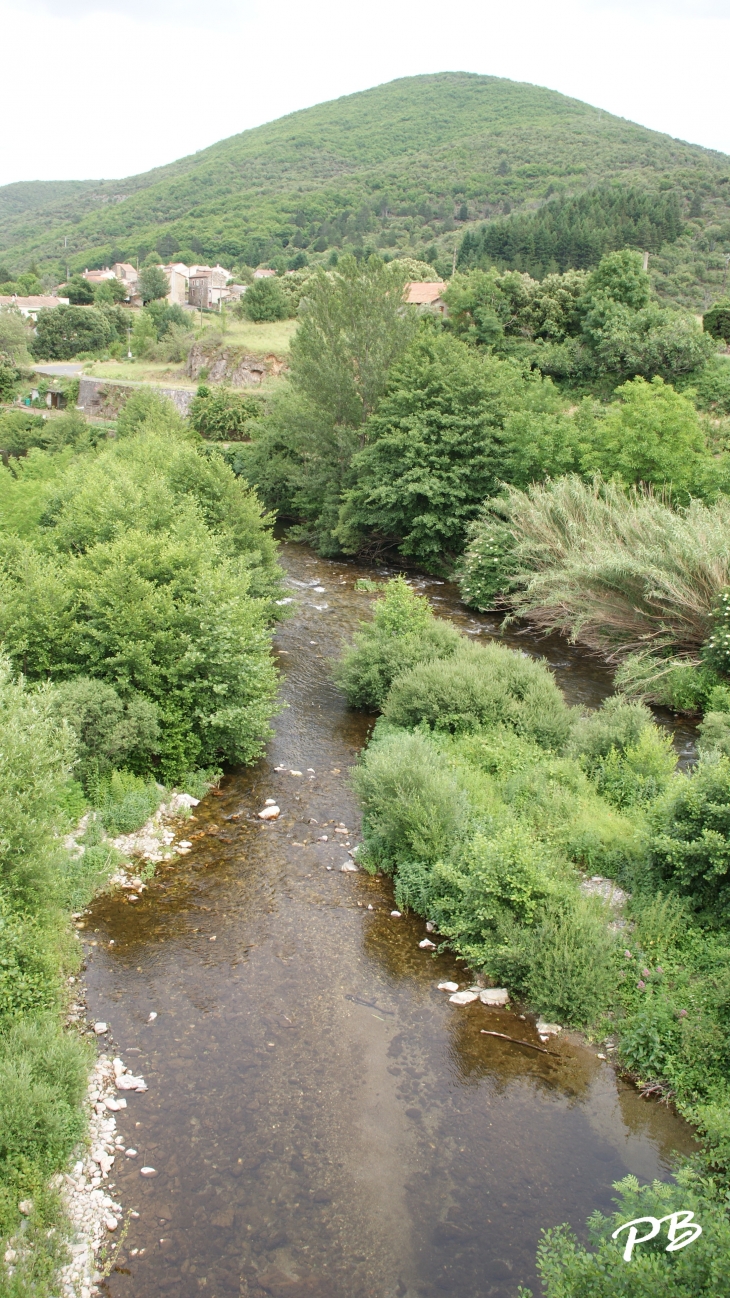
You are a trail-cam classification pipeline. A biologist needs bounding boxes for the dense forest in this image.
[1,73,730,314]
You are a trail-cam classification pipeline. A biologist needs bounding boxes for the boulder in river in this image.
[419,938,436,950]
[259,805,281,820]
[480,988,509,1006]
[449,990,479,1005]
[438,982,459,993]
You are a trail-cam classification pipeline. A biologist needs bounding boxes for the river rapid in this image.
[84,541,697,1298]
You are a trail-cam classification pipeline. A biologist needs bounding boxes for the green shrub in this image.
[650,758,730,916]
[189,385,263,441]
[51,677,160,790]
[241,277,289,321]
[524,897,617,1025]
[697,711,730,758]
[0,1020,90,1228]
[704,588,730,676]
[351,728,469,874]
[571,696,677,807]
[529,1170,730,1297]
[0,901,60,1028]
[383,640,574,749]
[93,769,165,835]
[334,575,461,710]
[457,508,518,609]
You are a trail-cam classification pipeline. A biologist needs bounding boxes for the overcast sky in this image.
[2,0,729,187]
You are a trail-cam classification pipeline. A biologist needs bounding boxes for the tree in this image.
[583,247,651,311]
[241,277,289,322]
[139,264,170,304]
[703,300,730,343]
[336,328,558,570]
[0,308,32,363]
[93,277,127,305]
[31,305,112,360]
[61,276,95,305]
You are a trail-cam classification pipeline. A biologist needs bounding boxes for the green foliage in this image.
[0,408,96,459]
[93,769,164,835]
[189,384,263,440]
[336,327,560,569]
[240,256,419,553]
[524,897,617,1025]
[457,508,518,609]
[383,639,574,748]
[50,676,160,792]
[584,248,652,312]
[0,308,32,363]
[570,696,678,807]
[60,275,94,305]
[458,186,684,278]
[241,277,288,321]
[0,897,60,1027]
[703,299,730,342]
[334,575,461,710]
[703,588,730,675]
[31,305,112,360]
[530,1171,730,1297]
[139,263,170,304]
[650,757,730,916]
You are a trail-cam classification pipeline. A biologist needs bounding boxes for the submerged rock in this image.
[438,981,459,994]
[449,990,479,1005]
[419,938,437,950]
[259,805,281,820]
[479,989,509,1006]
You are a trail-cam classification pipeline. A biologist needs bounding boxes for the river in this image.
[84,541,697,1298]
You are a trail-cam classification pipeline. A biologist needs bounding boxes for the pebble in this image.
[289,770,303,776]
[140,1167,158,1177]
[104,1215,118,1231]
[148,1011,157,1022]
[178,840,192,849]
[425,921,436,932]
[479,988,509,1006]
[391,910,401,917]
[258,805,280,820]
[93,1023,108,1035]
[449,990,479,1005]
[18,1200,33,1216]
[318,835,329,842]
[597,1053,606,1060]
[419,938,436,950]
[125,1149,138,1158]
[438,981,459,993]
[340,862,357,872]
[367,904,374,910]
[264,798,276,806]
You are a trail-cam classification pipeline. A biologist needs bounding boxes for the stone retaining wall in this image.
[77,377,196,420]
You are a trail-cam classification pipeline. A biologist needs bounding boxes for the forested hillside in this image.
[2,71,729,309]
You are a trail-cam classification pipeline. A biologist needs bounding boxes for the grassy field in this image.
[201,316,298,354]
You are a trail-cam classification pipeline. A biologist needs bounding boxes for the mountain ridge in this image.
[1,72,728,281]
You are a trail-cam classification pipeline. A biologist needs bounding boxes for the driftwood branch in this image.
[481,1029,561,1057]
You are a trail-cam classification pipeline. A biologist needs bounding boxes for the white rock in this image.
[479,988,510,1006]
[318,835,329,841]
[18,1199,33,1216]
[258,805,280,820]
[536,1020,562,1036]
[148,1011,157,1022]
[340,861,357,872]
[449,990,479,1005]
[177,840,192,849]
[391,910,401,917]
[275,598,293,605]
[438,981,459,993]
[104,1215,118,1231]
[289,770,303,776]
[125,1148,138,1157]
[4,1248,17,1263]
[425,921,436,932]
[140,1167,157,1177]
[113,1058,125,1075]
[264,798,276,806]
[116,1073,147,1090]
[367,904,374,910]
[93,1022,108,1034]
[419,938,436,950]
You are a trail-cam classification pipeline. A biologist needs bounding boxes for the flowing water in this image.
[85,542,697,1298]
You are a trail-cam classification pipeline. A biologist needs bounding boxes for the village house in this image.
[187,264,233,309]
[0,294,69,319]
[404,280,448,315]
[253,268,277,279]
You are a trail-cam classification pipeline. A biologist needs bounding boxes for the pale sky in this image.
[2,0,729,187]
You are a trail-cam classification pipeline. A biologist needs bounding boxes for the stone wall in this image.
[77,377,196,420]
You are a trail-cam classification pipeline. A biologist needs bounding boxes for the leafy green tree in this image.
[442,270,507,347]
[61,276,95,305]
[582,248,652,311]
[336,328,559,570]
[139,264,170,304]
[703,300,730,342]
[585,375,722,500]
[93,277,127,305]
[0,308,32,363]
[241,277,289,321]
[31,305,112,360]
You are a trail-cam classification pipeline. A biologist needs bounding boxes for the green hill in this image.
[2,72,729,308]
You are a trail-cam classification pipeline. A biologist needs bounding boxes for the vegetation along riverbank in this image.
[0,392,283,1293]
[339,577,730,1295]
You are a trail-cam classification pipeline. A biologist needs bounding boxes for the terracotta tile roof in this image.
[405,280,447,305]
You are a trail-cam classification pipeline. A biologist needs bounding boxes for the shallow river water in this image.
[86,542,697,1298]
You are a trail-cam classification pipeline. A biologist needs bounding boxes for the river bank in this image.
[73,541,699,1298]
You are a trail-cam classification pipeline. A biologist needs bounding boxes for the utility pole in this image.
[722,254,730,295]
[642,251,649,272]
[452,244,457,276]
